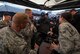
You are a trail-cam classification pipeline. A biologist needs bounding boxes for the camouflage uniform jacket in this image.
[59,21,80,54]
[0,20,10,29]
[20,22,37,54]
[0,26,27,54]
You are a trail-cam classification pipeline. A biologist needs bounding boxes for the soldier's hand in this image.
[50,42,59,51]
[34,43,39,49]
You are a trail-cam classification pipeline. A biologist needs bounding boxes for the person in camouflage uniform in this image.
[0,12,11,29]
[0,13,29,54]
[20,9,37,54]
[51,12,80,54]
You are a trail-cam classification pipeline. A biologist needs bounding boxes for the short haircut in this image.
[70,9,76,12]
[25,9,32,13]
[12,13,28,24]
[3,12,10,16]
[61,12,72,22]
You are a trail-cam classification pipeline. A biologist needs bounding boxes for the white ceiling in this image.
[30,0,46,4]
[30,0,65,7]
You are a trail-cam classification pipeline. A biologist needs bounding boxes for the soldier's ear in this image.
[61,17,64,20]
